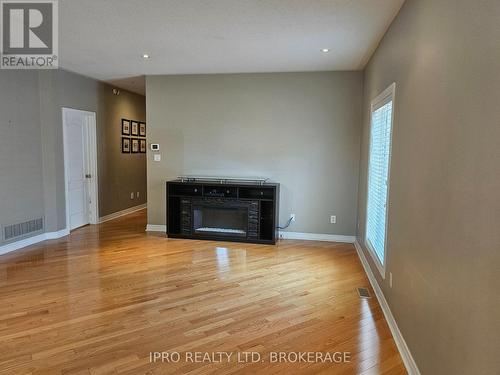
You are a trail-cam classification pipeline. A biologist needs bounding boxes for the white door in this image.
[63,109,98,230]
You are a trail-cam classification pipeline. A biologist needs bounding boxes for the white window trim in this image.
[364,82,396,279]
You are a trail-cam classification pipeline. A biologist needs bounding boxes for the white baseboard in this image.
[45,228,70,240]
[0,203,147,257]
[145,225,355,244]
[279,231,355,243]
[354,240,420,375]
[99,204,147,223]
[146,224,166,232]
[0,228,70,256]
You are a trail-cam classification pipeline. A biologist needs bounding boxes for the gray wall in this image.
[146,72,363,235]
[356,0,500,374]
[1,69,146,242]
[0,71,45,229]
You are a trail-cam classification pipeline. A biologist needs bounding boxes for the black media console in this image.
[166,179,279,244]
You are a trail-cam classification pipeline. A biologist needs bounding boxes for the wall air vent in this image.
[3,218,44,242]
[357,287,372,298]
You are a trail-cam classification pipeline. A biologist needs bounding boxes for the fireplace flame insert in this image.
[193,205,248,237]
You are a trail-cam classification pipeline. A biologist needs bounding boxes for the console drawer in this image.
[203,185,238,198]
[239,187,274,200]
[169,184,202,196]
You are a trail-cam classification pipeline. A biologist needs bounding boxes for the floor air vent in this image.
[357,287,372,298]
[3,218,44,241]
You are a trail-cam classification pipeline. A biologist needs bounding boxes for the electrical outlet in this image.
[130,192,134,200]
[330,215,337,224]
[290,213,296,222]
[389,272,393,288]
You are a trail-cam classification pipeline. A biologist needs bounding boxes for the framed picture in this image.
[139,139,146,153]
[121,119,130,135]
[121,137,130,153]
[131,121,139,136]
[139,122,146,137]
[131,138,140,153]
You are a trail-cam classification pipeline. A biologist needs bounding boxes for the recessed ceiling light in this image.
[142,54,150,59]
[321,48,330,53]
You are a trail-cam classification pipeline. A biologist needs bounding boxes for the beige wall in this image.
[98,84,147,217]
[39,70,147,228]
[0,69,146,242]
[146,72,363,235]
[356,0,500,374]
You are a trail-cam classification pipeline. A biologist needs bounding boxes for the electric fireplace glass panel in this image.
[193,206,248,237]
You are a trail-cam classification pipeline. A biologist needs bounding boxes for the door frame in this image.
[62,107,99,231]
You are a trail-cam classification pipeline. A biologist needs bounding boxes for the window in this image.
[365,83,395,277]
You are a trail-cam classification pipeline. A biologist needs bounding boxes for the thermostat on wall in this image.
[150,144,160,151]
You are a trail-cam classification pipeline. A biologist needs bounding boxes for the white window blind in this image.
[366,84,395,275]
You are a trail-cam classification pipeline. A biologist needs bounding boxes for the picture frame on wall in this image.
[131,121,139,136]
[121,119,130,135]
[131,138,140,153]
[139,122,146,137]
[122,137,131,153]
[139,139,146,153]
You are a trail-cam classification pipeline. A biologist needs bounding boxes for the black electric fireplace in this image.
[166,178,279,244]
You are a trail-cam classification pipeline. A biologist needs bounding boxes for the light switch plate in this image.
[154,154,161,162]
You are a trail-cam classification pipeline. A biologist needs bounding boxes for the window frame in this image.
[365,83,396,279]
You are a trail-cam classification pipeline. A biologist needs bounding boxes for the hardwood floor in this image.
[0,210,406,375]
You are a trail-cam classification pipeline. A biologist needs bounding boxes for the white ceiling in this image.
[60,0,405,95]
